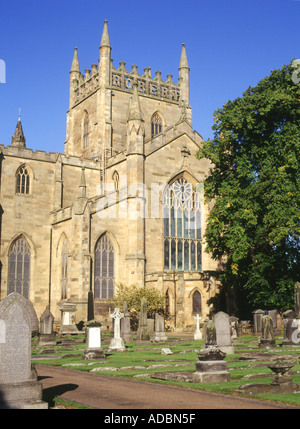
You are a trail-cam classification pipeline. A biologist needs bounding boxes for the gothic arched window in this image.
[112,171,119,192]
[94,235,115,299]
[193,290,202,313]
[163,177,202,271]
[8,236,31,299]
[151,112,162,138]
[16,165,30,194]
[61,239,69,300]
[83,111,89,148]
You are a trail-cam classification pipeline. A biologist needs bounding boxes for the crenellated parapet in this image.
[72,65,99,106]
[70,59,182,107]
[111,62,181,103]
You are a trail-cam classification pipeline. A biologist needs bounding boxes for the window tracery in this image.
[16,166,30,194]
[8,236,31,299]
[163,177,202,271]
[94,235,115,299]
[151,112,162,138]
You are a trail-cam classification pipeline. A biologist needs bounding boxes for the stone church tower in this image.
[0,21,219,330]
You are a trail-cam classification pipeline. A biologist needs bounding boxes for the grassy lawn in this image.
[31,332,300,408]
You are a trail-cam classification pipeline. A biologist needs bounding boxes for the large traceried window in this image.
[94,235,115,299]
[163,177,202,271]
[8,236,31,299]
[16,166,30,194]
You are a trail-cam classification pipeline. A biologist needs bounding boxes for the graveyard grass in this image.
[31,332,300,409]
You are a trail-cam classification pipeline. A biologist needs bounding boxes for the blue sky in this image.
[0,0,299,153]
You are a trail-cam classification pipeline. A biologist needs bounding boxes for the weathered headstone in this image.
[83,320,105,360]
[259,313,276,348]
[136,297,150,343]
[152,313,168,342]
[0,293,48,409]
[59,302,79,334]
[193,314,202,340]
[214,311,234,354]
[252,309,264,335]
[192,347,230,383]
[229,316,239,339]
[120,301,132,342]
[282,310,299,346]
[204,319,217,347]
[38,306,56,347]
[268,309,280,335]
[108,308,127,352]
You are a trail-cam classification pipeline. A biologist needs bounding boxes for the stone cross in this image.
[193,313,202,340]
[110,308,124,340]
[108,308,127,352]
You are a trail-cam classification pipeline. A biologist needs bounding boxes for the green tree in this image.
[197,61,300,315]
[109,284,166,329]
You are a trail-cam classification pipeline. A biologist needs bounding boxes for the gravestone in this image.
[136,297,150,344]
[38,306,56,347]
[147,318,155,335]
[268,310,280,335]
[282,310,299,346]
[152,313,168,342]
[83,320,105,359]
[192,347,230,383]
[204,319,217,347]
[214,311,234,354]
[0,293,48,409]
[259,313,276,348]
[230,316,239,339]
[193,314,202,340]
[120,301,132,342]
[59,302,79,334]
[108,308,127,352]
[252,309,264,334]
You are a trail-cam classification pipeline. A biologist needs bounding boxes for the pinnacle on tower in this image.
[11,112,26,148]
[78,167,87,199]
[179,43,189,69]
[100,20,111,49]
[71,47,80,73]
[127,81,144,123]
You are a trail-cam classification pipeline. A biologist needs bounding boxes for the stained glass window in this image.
[16,166,30,194]
[94,235,115,299]
[8,236,31,299]
[163,178,202,271]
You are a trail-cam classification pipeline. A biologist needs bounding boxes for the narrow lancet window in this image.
[94,235,115,299]
[83,111,89,148]
[16,166,30,194]
[151,112,162,138]
[8,236,31,299]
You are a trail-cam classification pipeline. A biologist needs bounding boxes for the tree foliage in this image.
[109,283,166,328]
[197,61,300,313]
